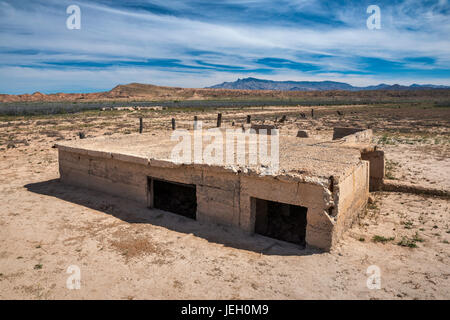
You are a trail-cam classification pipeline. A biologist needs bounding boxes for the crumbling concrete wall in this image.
[58,145,369,251]
[332,127,368,140]
[361,150,385,191]
[58,148,147,204]
[332,127,384,191]
[333,127,373,143]
[240,175,335,249]
[195,171,241,227]
[60,147,242,227]
[332,161,369,245]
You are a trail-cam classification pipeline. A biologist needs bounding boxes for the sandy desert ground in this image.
[0,104,449,299]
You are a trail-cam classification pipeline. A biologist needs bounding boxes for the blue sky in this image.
[0,0,449,94]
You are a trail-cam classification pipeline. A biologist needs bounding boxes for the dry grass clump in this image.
[109,233,168,262]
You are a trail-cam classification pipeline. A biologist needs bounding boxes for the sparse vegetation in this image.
[397,237,418,248]
[401,221,414,229]
[413,232,425,243]
[397,232,425,248]
[379,134,397,145]
[1,85,449,117]
[385,159,400,180]
[367,201,379,211]
[372,235,395,244]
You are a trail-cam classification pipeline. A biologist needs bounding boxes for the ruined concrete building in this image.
[56,127,384,251]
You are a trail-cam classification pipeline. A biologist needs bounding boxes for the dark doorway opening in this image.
[149,178,197,219]
[253,198,307,246]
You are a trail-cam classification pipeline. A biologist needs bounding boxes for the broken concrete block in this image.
[296,130,309,138]
[250,124,277,135]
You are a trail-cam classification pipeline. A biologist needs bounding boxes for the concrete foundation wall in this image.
[333,127,373,143]
[58,148,368,251]
[240,176,334,249]
[332,127,384,191]
[332,161,369,245]
[58,149,147,204]
[361,150,385,191]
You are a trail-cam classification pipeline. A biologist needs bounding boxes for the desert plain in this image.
[0,92,449,299]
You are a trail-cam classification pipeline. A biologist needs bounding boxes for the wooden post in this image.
[217,113,222,127]
[139,117,143,134]
[246,115,251,124]
[171,118,176,130]
[194,115,198,130]
[311,108,314,118]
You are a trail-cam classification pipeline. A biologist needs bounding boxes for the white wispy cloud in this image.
[0,0,449,93]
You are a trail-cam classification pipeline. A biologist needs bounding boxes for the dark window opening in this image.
[253,198,307,246]
[149,178,197,220]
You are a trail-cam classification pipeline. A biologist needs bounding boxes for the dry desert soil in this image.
[0,104,449,299]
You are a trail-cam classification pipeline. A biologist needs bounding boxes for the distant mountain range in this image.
[208,77,450,91]
[1,80,449,103]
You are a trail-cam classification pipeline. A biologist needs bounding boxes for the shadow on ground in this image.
[25,179,322,256]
